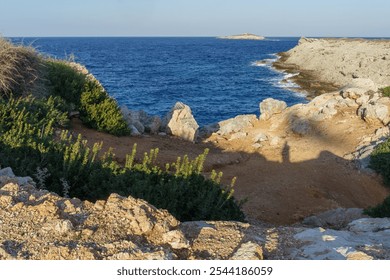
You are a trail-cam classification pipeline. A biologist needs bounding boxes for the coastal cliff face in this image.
[274,37,390,93]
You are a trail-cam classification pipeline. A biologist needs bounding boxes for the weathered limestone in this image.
[163,102,199,142]
[217,115,257,136]
[294,218,390,260]
[303,208,367,229]
[259,98,287,121]
[1,167,390,260]
[0,168,270,260]
[358,98,390,125]
[120,106,162,135]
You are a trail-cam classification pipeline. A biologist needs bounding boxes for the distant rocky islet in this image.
[217,33,265,40]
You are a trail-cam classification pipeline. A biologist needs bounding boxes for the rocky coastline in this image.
[1,37,390,260]
[273,37,390,96]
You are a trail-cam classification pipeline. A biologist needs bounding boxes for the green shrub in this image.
[365,138,390,217]
[80,81,130,136]
[0,95,245,222]
[364,196,390,218]
[369,139,390,186]
[46,60,130,136]
[46,60,86,107]
[380,86,390,97]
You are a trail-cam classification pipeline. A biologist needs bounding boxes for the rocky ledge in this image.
[217,33,265,40]
[1,167,389,260]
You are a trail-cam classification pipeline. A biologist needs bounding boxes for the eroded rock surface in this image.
[163,102,199,142]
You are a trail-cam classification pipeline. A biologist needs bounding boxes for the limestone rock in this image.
[121,107,162,135]
[0,168,187,260]
[162,230,190,250]
[270,136,281,146]
[229,132,248,141]
[346,126,390,169]
[217,115,257,136]
[0,167,15,177]
[341,87,368,100]
[358,98,390,125]
[129,125,141,136]
[253,132,268,143]
[164,102,199,142]
[294,218,390,260]
[252,143,262,149]
[290,118,311,136]
[259,98,287,121]
[0,167,33,186]
[303,208,366,229]
[230,241,263,260]
[348,218,390,233]
[346,78,378,92]
[180,221,254,260]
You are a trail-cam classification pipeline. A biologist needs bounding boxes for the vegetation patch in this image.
[0,37,41,97]
[0,95,245,222]
[46,60,130,136]
[380,86,390,97]
[365,138,390,217]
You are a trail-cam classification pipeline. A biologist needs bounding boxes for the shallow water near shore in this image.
[12,37,306,125]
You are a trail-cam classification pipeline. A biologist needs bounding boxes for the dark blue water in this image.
[12,37,305,125]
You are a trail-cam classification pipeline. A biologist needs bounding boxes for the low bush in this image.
[46,60,86,107]
[0,95,245,222]
[46,60,130,136]
[80,81,130,136]
[365,138,390,217]
[380,86,390,97]
[364,196,390,218]
[369,139,390,186]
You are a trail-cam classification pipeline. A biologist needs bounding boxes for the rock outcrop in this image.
[0,167,264,260]
[275,37,390,90]
[294,218,390,260]
[345,126,390,168]
[259,98,287,121]
[120,106,162,135]
[163,102,199,142]
[255,78,390,163]
[201,114,257,137]
[1,167,390,260]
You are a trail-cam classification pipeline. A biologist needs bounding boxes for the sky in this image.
[0,0,389,37]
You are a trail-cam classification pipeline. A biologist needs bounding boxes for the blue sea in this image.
[12,37,306,126]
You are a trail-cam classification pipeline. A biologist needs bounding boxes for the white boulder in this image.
[259,98,287,121]
[164,102,199,142]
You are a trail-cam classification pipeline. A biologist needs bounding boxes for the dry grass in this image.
[0,37,41,97]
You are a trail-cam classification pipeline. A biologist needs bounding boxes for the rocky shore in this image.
[273,37,390,96]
